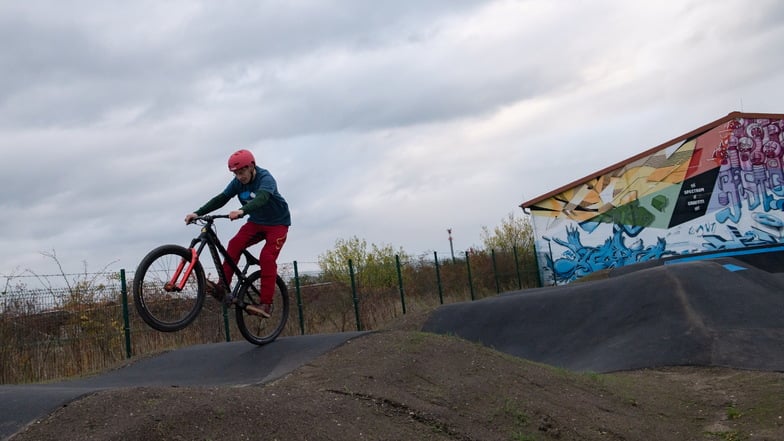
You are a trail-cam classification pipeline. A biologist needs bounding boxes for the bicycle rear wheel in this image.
[235,272,289,345]
[133,244,206,332]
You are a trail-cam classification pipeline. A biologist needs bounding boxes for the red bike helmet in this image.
[228,149,255,171]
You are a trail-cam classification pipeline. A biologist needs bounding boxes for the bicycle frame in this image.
[167,215,260,301]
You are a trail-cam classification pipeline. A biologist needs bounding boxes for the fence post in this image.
[119,269,132,359]
[222,303,231,342]
[465,251,475,301]
[293,261,305,335]
[348,259,362,331]
[547,240,555,286]
[434,251,444,304]
[491,249,500,294]
[395,255,407,314]
[513,246,522,289]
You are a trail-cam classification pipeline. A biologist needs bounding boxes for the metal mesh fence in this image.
[0,248,540,384]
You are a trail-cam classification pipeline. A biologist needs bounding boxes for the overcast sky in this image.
[3,0,784,283]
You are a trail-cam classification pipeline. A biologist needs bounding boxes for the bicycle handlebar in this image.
[187,214,236,225]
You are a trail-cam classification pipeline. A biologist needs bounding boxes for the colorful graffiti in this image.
[547,224,674,282]
[527,115,784,285]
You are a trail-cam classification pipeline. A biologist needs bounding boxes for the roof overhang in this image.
[520,111,784,209]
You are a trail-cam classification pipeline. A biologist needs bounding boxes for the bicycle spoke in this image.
[133,245,205,332]
[235,273,289,345]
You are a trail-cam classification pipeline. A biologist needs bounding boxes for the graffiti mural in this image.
[523,113,784,285]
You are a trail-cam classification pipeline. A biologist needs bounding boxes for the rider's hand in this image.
[184,213,198,224]
[229,210,244,220]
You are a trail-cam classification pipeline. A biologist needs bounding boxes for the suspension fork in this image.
[166,239,207,291]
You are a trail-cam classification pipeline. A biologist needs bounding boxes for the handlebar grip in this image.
[192,214,232,222]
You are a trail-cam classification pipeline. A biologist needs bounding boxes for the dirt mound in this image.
[11,326,784,441]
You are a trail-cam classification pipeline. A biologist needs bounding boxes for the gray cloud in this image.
[2,0,784,280]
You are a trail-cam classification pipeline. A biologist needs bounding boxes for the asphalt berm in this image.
[4,253,784,440]
[423,256,784,373]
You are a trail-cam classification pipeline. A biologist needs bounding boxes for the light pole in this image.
[447,228,455,263]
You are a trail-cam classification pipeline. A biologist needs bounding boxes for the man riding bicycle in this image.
[184,149,291,317]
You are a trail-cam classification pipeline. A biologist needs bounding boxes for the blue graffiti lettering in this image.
[688,223,717,235]
[548,225,674,284]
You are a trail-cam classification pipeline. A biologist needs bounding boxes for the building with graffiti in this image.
[520,112,784,286]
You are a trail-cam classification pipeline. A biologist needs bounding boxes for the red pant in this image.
[222,222,289,304]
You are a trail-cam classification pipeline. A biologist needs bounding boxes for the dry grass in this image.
[1,253,539,384]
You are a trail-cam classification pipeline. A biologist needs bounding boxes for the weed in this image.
[501,398,535,441]
[583,371,602,383]
[704,430,744,441]
[726,405,743,420]
[503,402,529,426]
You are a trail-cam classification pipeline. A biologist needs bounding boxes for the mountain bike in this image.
[132,214,289,345]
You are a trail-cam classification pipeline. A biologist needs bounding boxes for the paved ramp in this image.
[0,332,367,440]
[422,257,784,373]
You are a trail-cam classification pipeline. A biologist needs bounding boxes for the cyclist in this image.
[184,149,291,317]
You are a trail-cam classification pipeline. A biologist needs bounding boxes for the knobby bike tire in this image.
[133,244,206,332]
[235,272,289,345]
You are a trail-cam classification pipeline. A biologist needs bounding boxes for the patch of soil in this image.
[11,314,784,441]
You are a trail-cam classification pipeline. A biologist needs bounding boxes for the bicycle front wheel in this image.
[133,244,206,332]
[235,272,289,345]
